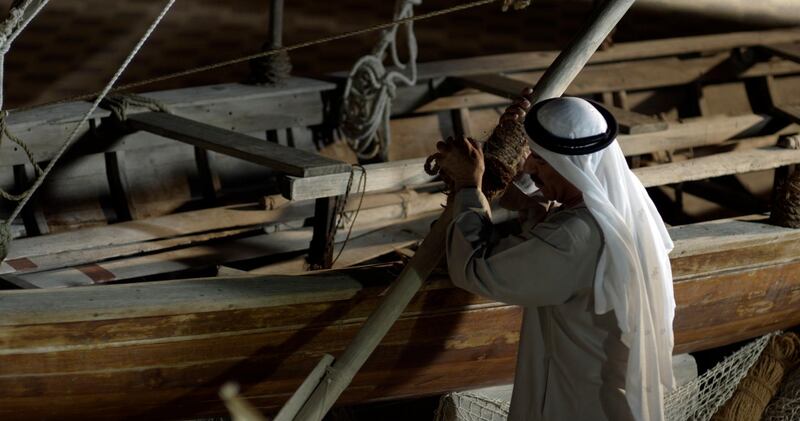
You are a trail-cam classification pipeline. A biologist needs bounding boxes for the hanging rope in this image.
[12,0,519,114]
[340,0,420,161]
[0,0,177,261]
[331,164,368,266]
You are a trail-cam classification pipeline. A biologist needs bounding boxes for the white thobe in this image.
[446,188,633,421]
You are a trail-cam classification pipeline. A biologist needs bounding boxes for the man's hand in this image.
[435,135,485,192]
[500,87,534,125]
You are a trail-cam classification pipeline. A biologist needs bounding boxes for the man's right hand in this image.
[500,87,534,125]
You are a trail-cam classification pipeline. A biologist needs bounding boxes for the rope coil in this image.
[340,0,420,161]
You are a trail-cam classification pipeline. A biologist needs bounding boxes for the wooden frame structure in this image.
[1,27,800,419]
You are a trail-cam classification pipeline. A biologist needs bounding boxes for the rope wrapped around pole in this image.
[287,1,635,420]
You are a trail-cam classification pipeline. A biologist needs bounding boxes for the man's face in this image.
[522,150,571,202]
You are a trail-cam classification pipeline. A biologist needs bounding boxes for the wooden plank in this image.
[281,158,435,201]
[775,103,800,124]
[14,196,444,288]
[0,79,334,167]
[619,114,772,156]
[3,198,306,264]
[1,191,435,276]
[285,116,775,202]
[408,53,800,115]
[0,102,109,167]
[634,146,800,187]
[456,74,667,134]
[606,106,667,134]
[332,28,800,82]
[763,42,800,64]
[127,112,349,177]
[250,216,431,275]
[1,218,800,419]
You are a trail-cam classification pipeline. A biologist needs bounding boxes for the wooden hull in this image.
[1,217,799,420]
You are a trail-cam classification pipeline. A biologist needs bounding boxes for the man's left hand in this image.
[434,135,485,192]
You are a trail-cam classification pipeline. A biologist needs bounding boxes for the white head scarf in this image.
[528,97,676,421]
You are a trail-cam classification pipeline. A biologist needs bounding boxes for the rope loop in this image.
[340,0,420,161]
[99,92,172,122]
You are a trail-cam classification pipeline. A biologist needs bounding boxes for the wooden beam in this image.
[634,146,800,187]
[0,191,435,276]
[619,114,772,156]
[13,195,444,288]
[762,42,800,64]
[281,158,435,201]
[456,74,667,134]
[284,116,777,202]
[1,216,799,419]
[127,112,349,177]
[333,28,800,82]
[0,79,335,167]
[775,103,800,124]
[405,52,800,116]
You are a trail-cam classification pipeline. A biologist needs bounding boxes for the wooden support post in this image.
[269,0,284,49]
[770,133,800,227]
[307,196,339,270]
[286,1,636,420]
[745,75,777,114]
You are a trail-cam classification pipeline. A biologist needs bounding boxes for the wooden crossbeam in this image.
[127,112,349,177]
[634,146,800,187]
[281,158,435,201]
[285,140,800,203]
[456,74,667,134]
[762,42,800,64]
[775,103,800,124]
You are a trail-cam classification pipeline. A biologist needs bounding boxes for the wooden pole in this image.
[273,354,335,421]
[287,1,636,420]
[269,0,284,49]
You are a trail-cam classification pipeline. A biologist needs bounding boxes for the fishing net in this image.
[435,333,777,421]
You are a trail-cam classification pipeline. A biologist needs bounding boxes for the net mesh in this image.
[435,332,778,421]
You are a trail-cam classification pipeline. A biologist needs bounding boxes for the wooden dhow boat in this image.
[2,28,800,419]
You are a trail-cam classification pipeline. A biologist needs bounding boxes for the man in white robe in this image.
[435,94,675,421]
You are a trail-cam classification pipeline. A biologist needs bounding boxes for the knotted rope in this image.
[99,92,172,121]
[425,120,529,200]
[340,0,420,161]
[0,0,176,262]
[341,0,530,161]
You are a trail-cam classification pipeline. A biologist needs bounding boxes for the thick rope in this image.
[248,47,292,85]
[340,0,420,161]
[0,111,42,202]
[425,120,529,200]
[12,0,515,114]
[1,0,176,256]
[712,332,800,420]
